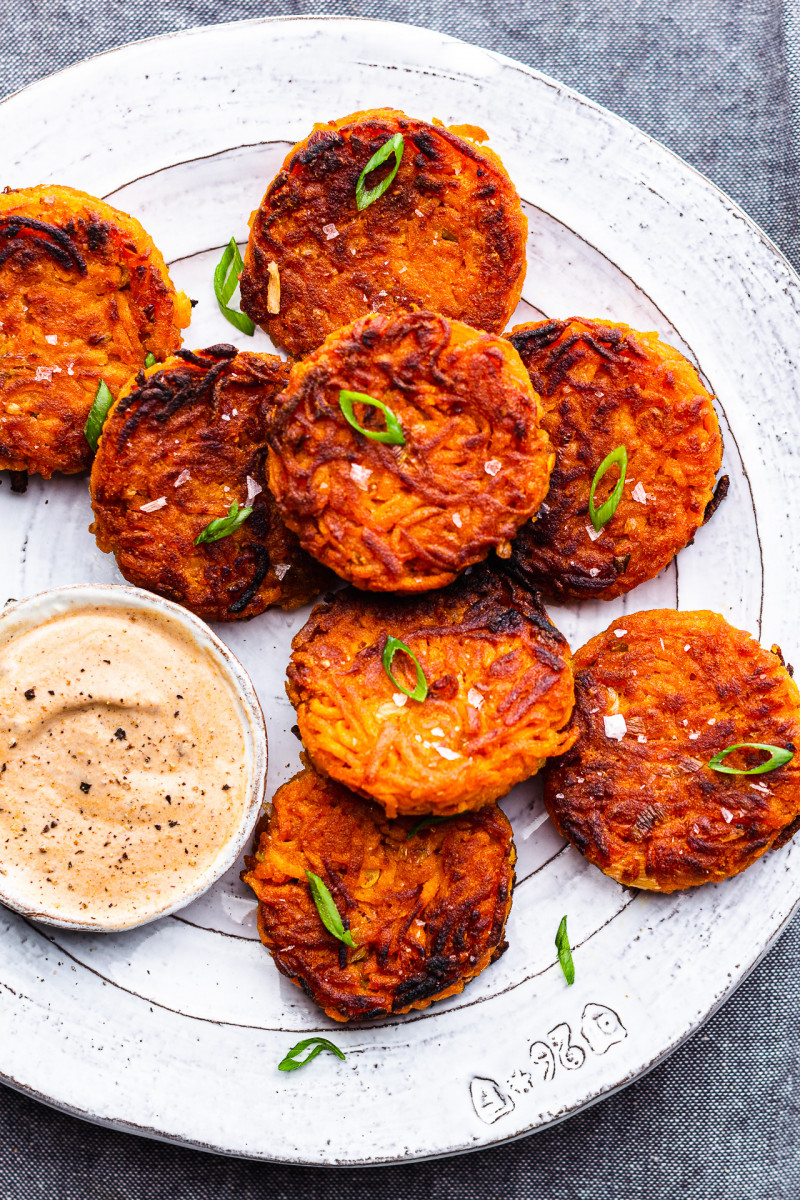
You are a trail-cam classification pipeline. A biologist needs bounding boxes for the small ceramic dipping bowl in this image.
[0,584,267,932]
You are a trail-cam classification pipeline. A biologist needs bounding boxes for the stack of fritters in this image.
[6,106,792,1031]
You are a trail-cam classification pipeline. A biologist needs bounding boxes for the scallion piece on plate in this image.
[305,869,357,947]
[555,915,575,985]
[194,501,252,546]
[339,390,405,445]
[278,1036,346,1073]
[84,379,115,452]
[382,636,428,701]
[588,445,627,531]
[355,133,404,211]
[213,238,255,335]
[707,742,794,775]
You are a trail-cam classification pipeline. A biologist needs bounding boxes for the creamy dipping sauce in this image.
[0,604,249,927]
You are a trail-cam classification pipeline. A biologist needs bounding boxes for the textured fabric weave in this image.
[1,3,799,1197]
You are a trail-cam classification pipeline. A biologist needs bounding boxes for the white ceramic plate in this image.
[1,16,799,1165]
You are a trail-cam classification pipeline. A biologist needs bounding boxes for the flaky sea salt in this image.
[484,459,502,477]
[44,333,58,345]
[631,481,648,505]
[453,513,463,528]
[431,727,445,738]
[392,693,408,708]
[589,568,600,577]
[350,463,372,490]
[467,688,484,709]
[433,744,460,761]
[173,469,191,487]
[140,496,167,512]
[603,713,627,740]
[34,365,61,382]
[246,475,263,504]
[323,223,339,240]
[585,524,602,542]
[614,629,627,638]
[720,808,733,824]
[274,563,291,580]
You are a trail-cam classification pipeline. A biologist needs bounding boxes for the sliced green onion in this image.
[406,814,456,840]
[194,501,253,546]
[339,390,405,445]
[588,445,627,532]
[708,743,794,776]
[555,915,575,985]
[305,869,357,947]
[213,237,255,336]
[84,379,115,452]
[355,133,404,211]
[279,1036,346,1073]
[144,352,157,368]
[382,636,428,702]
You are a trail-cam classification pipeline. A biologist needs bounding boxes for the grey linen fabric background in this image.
[1,2,800,1197]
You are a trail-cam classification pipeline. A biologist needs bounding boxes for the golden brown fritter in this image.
[0,185,191,478]
[239,108,528,359]
[241,765,516,1022]
[287,561,576,817]
[543,610,800,892]
[267,310,553,592]
[505,319,725,601]
[90,345,332,620]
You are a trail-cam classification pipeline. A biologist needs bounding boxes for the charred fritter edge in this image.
[90,345,332,620]
[241,766,516,1022]
[543,610,800,892]
[0,184,190,478]
[267,309,554,593]
[287,559,576,816]
[240,108,528,358]
[505,318,724,602]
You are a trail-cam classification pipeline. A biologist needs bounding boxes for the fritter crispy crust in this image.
[267,310,553,592]
[241,766,516,1022]
[543,610,800,892]
[506,319,724,601]
[0,185,191,478]
[239,108,528,358]
[90,345,332,620]
[287,561,576,817]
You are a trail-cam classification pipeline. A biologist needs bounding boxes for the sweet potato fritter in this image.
[0,185,191,478]
[90,345,332,620]
[505,319,724,601]
[543,610,800,892]
[241,765,516,1022]
[267,310,553,592]
[239,108,528,358]
[287,561,576,817]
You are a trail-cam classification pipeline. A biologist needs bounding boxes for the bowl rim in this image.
[0,582,268,933]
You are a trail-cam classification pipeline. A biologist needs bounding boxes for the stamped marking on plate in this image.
[470,1001,627,1124]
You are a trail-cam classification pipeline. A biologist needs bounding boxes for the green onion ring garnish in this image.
[707,743,794,775]
[588,444,628,532]
[213,237,255,336]
[355,133,404,211]
[144,352,157,368]
[406,814,456,840]
[339,390,405,445]
[84,379,115,452]
[555,915,575,985]
[278,1036,346,1073]
[194,501,253,546]
[382,636,428,702]
[305,870,357,947]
